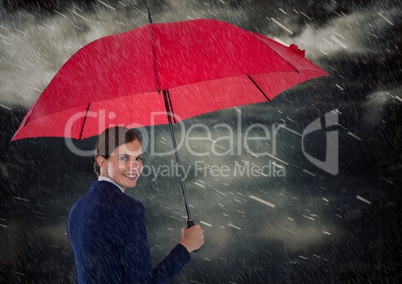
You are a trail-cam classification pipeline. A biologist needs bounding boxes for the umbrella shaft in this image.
[163,90,193,221]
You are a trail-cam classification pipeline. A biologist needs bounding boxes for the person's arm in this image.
[151,243,191,283]
[152,224,205,282]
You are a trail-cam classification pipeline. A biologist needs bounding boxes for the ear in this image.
[96,156,108,171]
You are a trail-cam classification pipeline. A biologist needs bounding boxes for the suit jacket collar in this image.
[97,176,124,192]
[90,180,124,194]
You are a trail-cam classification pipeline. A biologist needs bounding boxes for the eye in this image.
[136,156,143,161]
[119,155,129,161]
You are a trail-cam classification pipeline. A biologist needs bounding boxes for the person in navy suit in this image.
[68,126,204,283]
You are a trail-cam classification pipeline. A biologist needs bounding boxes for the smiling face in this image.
[96,139,143,191]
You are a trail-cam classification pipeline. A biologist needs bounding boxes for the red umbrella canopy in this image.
[12,19,327,141]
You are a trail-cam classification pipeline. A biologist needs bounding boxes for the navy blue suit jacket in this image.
[68,181,190,283]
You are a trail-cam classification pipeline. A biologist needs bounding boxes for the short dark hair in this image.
[94,126,142,176]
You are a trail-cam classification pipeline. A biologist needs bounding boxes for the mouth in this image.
[124,174,138,180]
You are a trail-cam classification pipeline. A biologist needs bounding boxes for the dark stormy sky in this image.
[0,0,401,283]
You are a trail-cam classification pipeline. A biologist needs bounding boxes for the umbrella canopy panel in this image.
[12,19,327,141]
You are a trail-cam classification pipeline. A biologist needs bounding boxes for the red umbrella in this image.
[12,19,328,226]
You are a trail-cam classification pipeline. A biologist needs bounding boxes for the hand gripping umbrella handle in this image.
[186,218,200,252]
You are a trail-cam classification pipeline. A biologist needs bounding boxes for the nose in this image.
[129,160,143,172]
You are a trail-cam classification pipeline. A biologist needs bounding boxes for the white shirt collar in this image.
[98,176,125,193]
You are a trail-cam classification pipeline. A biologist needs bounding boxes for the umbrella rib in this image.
[79,103,91,140]
[251,33,301,74]
[246,75,270,101]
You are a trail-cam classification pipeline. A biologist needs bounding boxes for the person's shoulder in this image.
[119,193,145,214]
[70,190,91,211]
[96,181,144,210]
[73,181,144,213]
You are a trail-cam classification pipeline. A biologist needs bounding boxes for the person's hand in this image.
[179,224,204,253]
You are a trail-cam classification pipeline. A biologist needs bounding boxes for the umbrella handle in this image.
[186,218,200,252]
[187,218,194,228]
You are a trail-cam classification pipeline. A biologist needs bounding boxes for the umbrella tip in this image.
[146,2,152,24]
